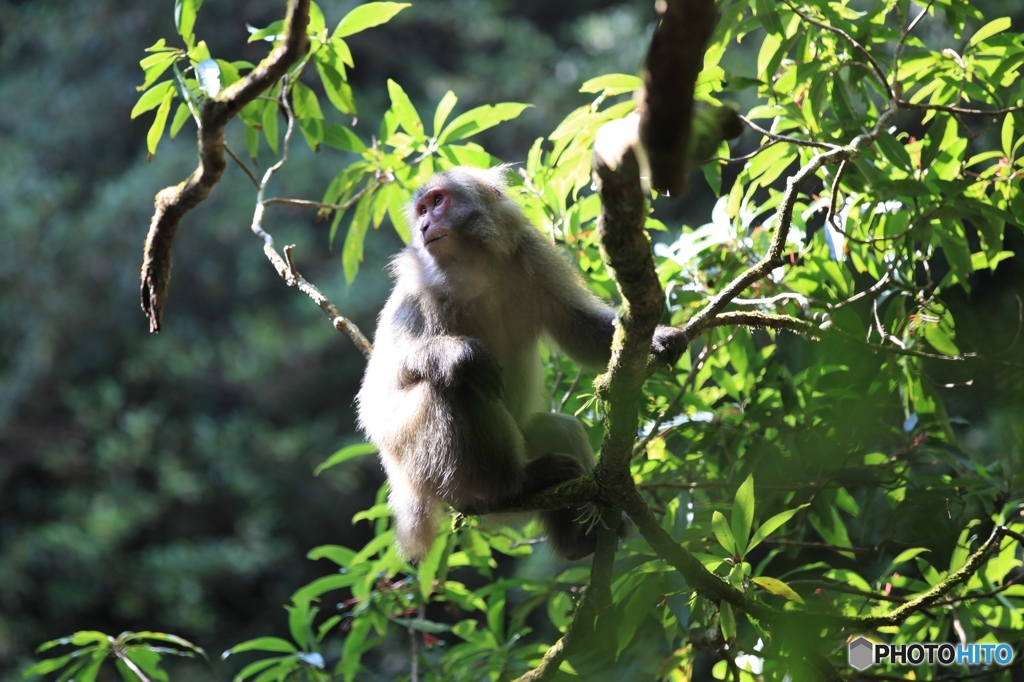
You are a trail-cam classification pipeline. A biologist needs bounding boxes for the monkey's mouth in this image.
[424,234,447,246]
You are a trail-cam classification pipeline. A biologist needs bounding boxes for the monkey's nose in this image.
[420,220,430,233]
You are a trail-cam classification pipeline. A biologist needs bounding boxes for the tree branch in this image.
[247,77,371,357]
[513,514,618,682]
[589,118,666,484]
[638,0,719,195]
[682,105,898,343]
[139,0,311,333]
[781,0,894,101]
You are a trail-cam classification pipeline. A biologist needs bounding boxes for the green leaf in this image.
[922,303,960,356]
[292,573,362,602]
[711,511,736,555]
[314,442,375,475]
[579,73,643,95]
[756,32,782,83]
[616,579,664,656]
[883,547,931,577]
[937,219,973,285]
[732,475,755,557]
[146,86,176,156]
[438,143,495,168]
[22,654,76,676]
[247,20,284,43]
[121,649,169,682]
[138,51,179,91]
[323,124,367,153]
[748,504,809,554]
[343,189,375,283]
[245,123,260,160]
[433,91,458,137]
[391,618,453,634]
[286,599,313,652]
[174,0,203,46]
[1001,112,1014,157]
[876,132,914,171]
[307,1,327,36]
[124,631,205,655]
[719,602,736,640]
[333,2,411,39]
[315,58,356,115]
[224,637,297,656]
[385,182,412,243]
[438,103,531,144]
[751,576,805,603]
[131,80,175,119]
[291,82,324,120]
[232,656,286,682]
[308,544,357,565]
[262,95,279,154]
[968,17,1011,47]
[339,618,372,682]
[170,102,192,138]
[755,0,785,37]
[386,79,423,137]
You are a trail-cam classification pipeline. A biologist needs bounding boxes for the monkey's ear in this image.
[484,163,515,196]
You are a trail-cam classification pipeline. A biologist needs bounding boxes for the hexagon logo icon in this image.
[848,636,875,671]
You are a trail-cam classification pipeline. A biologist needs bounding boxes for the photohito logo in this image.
[848,636,1015,671]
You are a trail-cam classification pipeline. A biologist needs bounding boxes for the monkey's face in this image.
[407,169,523,296]
[413,187,454,255]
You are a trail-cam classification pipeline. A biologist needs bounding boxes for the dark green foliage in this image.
[5,0,1024,681]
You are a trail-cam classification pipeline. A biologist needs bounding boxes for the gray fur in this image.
[357,166,667,560]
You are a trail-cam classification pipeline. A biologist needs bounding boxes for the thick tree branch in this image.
[139,0,311,333]
[620,488,779,623]
[513,514,618,682]
[590,119,666,484]
[638,0,719,196]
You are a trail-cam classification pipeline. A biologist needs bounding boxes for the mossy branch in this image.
[139,0,311,333]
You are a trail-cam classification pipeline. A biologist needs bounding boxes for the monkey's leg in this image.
[521,413,598,559]
[522,413,632,560]
[430,388,529,511]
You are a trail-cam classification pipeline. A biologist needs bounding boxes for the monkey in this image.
[356,166,685,561]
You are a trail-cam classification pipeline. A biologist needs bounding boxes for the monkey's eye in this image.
[420,205,428,215]
[433,193,443,207]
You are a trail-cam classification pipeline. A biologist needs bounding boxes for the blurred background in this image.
[1,0,1022,679]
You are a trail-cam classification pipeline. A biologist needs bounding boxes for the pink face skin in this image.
[414,187,452,252]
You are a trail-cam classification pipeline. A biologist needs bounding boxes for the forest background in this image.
[1,0,1023,680]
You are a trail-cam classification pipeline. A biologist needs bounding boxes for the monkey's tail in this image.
[390,485,442,561]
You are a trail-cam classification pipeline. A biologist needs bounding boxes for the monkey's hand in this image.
[405,336,505,399]
[651,326,688,366]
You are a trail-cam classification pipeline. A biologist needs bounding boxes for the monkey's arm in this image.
[532,243,687,367]
[399,335,504,397]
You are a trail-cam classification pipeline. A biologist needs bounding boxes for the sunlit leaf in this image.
[333,2,411,39]
[438,103,531,144]
[751,576,805,603]
[314,442,375,475]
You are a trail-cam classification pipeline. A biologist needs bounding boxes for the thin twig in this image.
[896,99,1024,116]
[893,0,936,87]
[782,0,894,101]
[248,76,372,357]
[738,116,839,151]
[225,144,261,188]
[113,647,151,682]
